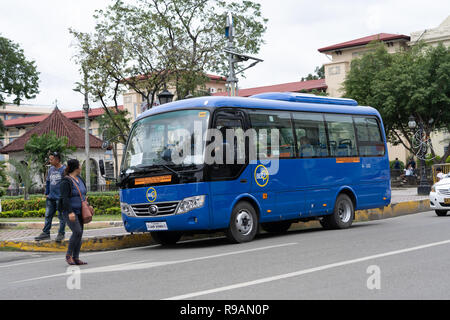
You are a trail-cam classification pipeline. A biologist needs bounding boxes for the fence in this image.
[390,167,434,186]
[432,163,450,184]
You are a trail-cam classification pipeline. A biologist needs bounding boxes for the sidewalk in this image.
[0,188,432,251]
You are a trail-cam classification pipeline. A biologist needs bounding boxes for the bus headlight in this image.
[176,195,205,214]
[121,203,135,217]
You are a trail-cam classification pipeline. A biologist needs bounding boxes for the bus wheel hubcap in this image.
[338,201,351,223]
[235,210,253,236]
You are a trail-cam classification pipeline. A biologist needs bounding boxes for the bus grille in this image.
[131,202,179,216]
[438,189,450,196]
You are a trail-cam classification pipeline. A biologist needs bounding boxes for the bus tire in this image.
[226,201,258,243]
[150,231,183,245]
[435,210,448,217]
[321,194,354,229]
[261,221,292,233]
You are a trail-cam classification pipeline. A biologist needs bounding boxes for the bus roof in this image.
[137,93,381,121]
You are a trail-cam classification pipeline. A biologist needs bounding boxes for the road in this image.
[0,210,449,300]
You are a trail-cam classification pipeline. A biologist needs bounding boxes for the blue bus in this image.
[118,92,391,244]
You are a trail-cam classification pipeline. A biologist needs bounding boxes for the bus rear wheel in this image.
[150,231,183,245]
[435,210,448,216]
[226,201,258,243]
[320,194,354,230]
[261,221,292,233]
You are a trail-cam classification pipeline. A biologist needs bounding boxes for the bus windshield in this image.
[122,109,210,173]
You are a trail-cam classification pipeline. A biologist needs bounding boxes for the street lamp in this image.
[409,115,431,195]
[157,88,174,105]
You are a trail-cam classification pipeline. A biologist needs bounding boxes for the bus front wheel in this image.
[320,194,354,230]
[226,201,258,243]
[150,231,183,245]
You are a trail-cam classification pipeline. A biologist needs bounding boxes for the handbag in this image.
[69,176,94,224]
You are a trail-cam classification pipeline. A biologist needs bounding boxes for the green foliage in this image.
[0,35,40,105]
[70,0,268,113]
[7,159,38,200]
[24,131,76,183]
[301,66,324,81]
[0,194,120,217]
[344,42,450,163]
[0,161,9,196]
[389,160,405,170]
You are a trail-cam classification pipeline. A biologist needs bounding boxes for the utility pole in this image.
[224,13,263,97]
[225,13,237,96]
[82,70,91,192]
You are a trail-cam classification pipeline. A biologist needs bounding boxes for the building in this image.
[317,16,450,163]
[0,107,108,189]
[123,73,227,121]
[1,105,122,166]
[212,79,327,97]
[410,15,450,47]
[318,33,410,97]
[0,103,71,156]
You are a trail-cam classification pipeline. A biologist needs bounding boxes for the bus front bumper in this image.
[121,205,211,233]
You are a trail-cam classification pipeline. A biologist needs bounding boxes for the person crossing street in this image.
[34,152,67,242]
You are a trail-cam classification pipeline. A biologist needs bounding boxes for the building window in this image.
[328,66,341,75]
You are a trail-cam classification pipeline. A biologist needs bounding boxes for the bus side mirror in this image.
[99,159,116,181]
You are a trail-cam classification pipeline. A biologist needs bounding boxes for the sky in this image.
[0,0,449,111]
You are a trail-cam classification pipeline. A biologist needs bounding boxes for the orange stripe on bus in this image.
[336,157,360,163]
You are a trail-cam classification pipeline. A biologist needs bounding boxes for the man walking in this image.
[35,152,66,242]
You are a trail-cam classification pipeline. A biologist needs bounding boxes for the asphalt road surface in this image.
[1,210,449,300]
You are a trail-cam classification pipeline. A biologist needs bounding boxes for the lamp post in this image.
[83,74,91,192]
[157,88,174,105]
[408,115,431,195]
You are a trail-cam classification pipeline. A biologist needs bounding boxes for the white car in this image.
[430,174,450,216]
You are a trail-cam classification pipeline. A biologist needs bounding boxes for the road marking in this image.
[164,239,450,300]
[6,227,127,241]
[12,242,298,283]
[0,235,228,269]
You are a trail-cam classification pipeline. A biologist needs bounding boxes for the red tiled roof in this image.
[123,72,226,83]
[212,79,327,97]
[0,108,105,154]
[318,33,411,53]
[4,106,123,127]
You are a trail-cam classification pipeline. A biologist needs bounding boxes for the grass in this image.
[1,191,119,200]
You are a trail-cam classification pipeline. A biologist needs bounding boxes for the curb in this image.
[0,221,123,229]
[0,199,431,252]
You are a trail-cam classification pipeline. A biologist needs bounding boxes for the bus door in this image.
[248,110,305,221]
[208,109,253,228]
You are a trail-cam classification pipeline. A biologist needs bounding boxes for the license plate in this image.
[146,222,168,231]
[445,199,450,204]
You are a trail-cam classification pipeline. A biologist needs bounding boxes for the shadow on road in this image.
[138,221,382,250]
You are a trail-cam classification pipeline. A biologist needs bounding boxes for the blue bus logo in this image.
[255,165,269,187]
[146,187,157,203]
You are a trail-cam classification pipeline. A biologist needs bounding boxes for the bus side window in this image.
[325,114,358,157]
[354,116,385,156]
[292,112,329,158]
[248,110,295,159]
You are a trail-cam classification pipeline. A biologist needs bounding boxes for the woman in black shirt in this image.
[60,159,88,266]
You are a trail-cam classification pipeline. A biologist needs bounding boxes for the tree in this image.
[301,66,324,81]
[344,42,450,163]
[0,35,40,106]
[70,0,267,143]
[0,161,9,197]
[97,108,131,178]
[7,159,38,200]
[24,131,76,184]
